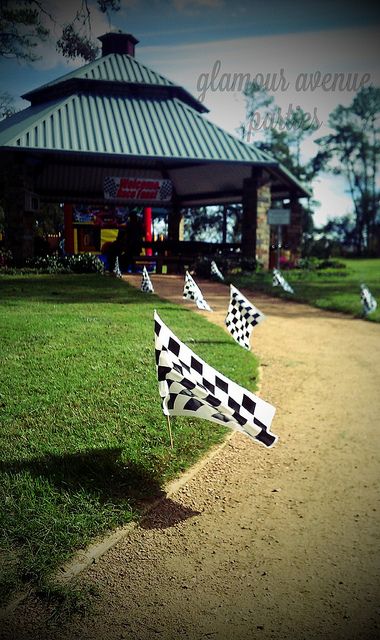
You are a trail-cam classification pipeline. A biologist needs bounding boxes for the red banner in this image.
[104,177,172,202]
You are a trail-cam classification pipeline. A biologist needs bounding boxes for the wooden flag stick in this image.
[166,414,174,449]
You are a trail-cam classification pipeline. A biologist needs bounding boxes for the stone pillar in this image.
[242,171,271,270]
[255,184,271,270]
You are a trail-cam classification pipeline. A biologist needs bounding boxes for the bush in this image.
[25,254,105,274]
[316,259,346,270]
[0,248,13,267]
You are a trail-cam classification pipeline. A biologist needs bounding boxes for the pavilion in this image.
[0,31,310,269]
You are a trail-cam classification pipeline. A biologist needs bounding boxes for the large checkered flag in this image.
[141,266,154,293]
[273,268,294,294]
[225,285,265,350]
[113,256,122,278]
[183,271,213,311]
[210,260,224,281]
[154,311,277,447]
[360,283,377,315]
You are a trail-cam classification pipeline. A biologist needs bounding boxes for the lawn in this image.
[0,273,260,605]
[231,258,380,321]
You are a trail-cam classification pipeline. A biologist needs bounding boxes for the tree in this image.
[314,87,380,255]
[0,0,120,63]
[0,91,16,119]
[240,81,320,255]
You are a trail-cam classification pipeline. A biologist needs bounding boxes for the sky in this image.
[1,0,379,226]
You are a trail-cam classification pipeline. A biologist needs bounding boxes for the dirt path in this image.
[2,276,379,640]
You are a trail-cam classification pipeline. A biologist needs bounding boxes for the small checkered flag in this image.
[273,268,294,294]
[360,283,377,315]
[210,260,224,281]
[104,177,119,199]
[158,180,172,201]
[113,256,122,278]
[141,266,154,293]
[154,311,277,447]
[225,285,265,350]
[183,271,213,311]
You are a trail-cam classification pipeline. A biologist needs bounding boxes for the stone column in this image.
[241,171,271,270]
[255,184,271,270]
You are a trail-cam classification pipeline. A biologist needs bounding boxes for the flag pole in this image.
[166,415,174,449]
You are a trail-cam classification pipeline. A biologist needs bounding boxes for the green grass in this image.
[0,274,260,605]
[231,258,380,321]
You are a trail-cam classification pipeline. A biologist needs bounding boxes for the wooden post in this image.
[64,203,74,254]
[241,174,258,264]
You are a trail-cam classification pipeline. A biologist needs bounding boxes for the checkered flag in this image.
[183,271,213,311]
[104,177,119,199]
[154,312,277,447]
[158,180,172,201]
[113,256,122,278]
[360,283,377,315]
[141,266,154,293]
[225,285,265,350]
[273,268,294,294]
[210,260,224,281]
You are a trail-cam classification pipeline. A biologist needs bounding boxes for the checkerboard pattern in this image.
[113,256,122,278]
[103,176,119,199]
[360,283,377,315]
[225,285,265,350]
[273,268,294,294]
[141,266,154,293]
[158,180,172,201]
[154,311,277,447]
[183,271,213,311]
[210,260,224,281]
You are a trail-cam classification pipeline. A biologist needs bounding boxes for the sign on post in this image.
[267,209,291,226]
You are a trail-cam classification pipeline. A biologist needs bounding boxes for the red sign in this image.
[104,177,172,202]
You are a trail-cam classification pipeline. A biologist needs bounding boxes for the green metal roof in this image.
[0,92,269,163]
[23,53,175,97]
[0,46,311,197]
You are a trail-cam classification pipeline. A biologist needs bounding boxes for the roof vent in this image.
[98,32,139,57]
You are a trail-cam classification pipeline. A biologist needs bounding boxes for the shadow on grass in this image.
[139,497,201,530]
[0,448,164,505]
[0,276,152,306]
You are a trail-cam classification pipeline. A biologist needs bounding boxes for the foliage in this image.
[314,87,380,255]
[239,81,319,248]
[24,253,105,274]
[0,0,120,63]
[0,0,49,61]
[0,274,260,603]
[183,205,242,243]
[0,246,12,266]
[241,81,320,183]
[0,90,16,119]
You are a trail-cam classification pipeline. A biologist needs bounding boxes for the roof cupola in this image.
[98,32,139,57]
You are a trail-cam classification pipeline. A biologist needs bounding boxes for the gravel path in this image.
[1,275,379,640]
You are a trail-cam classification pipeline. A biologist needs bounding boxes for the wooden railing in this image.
[136,240,242,274]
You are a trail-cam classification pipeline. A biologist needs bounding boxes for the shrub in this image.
[0,248,13,267]
[25,254,105,274]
